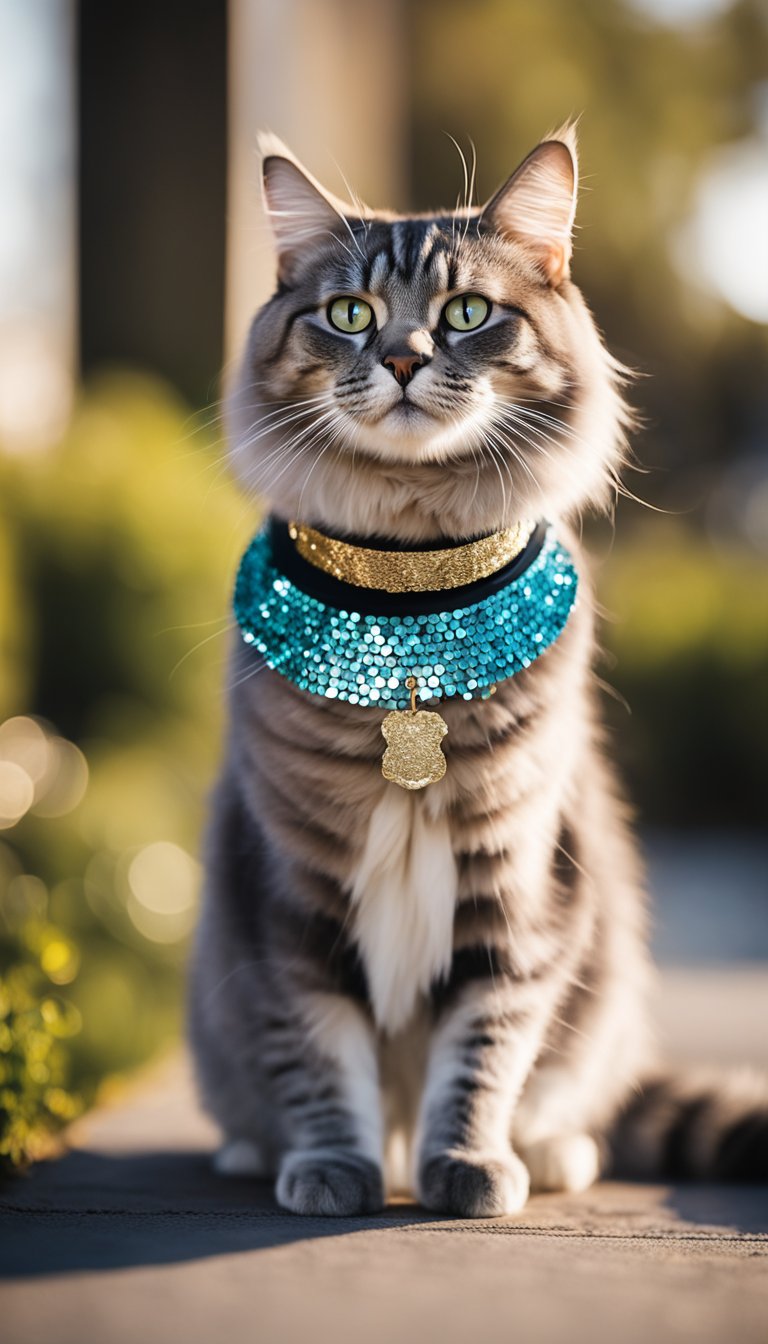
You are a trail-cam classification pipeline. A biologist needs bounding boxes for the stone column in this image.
[226,0,407,363]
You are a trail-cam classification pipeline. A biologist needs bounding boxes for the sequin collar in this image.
[233,516,578,712]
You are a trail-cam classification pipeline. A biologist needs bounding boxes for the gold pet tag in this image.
[381,677,448,791]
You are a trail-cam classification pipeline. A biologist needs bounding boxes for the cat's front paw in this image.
[418,1148,530,1218]
[276,1149,384,1217]
[522,1132,600,1193]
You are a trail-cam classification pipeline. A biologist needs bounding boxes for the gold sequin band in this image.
[288,518,536,594]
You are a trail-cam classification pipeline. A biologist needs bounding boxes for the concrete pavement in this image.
[2,968,767,1344]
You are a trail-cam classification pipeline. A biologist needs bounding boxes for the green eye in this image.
[328,296,373,334]
[444,293,490,332]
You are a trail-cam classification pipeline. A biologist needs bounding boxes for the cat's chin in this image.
[341,406,481,466]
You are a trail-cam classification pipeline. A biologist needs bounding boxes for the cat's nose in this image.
[382,353,430,387]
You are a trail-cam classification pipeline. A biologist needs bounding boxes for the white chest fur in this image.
[350,785,457,1034]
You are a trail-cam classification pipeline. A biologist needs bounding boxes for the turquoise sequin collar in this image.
[233,519,578,711]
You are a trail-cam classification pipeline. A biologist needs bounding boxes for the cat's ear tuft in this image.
[479,125,579,286]
[259,133,362,283]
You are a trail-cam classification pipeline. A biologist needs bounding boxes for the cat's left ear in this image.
[479,126,578,286]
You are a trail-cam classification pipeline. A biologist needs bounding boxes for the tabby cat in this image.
[189,127,767,1217]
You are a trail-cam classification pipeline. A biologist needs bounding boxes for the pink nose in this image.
[383,354,426,387]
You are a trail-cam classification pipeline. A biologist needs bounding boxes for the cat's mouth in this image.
[387,398,438,422]
[370,389,441,426]
[331,382,496,461]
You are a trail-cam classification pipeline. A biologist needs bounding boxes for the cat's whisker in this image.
[237,394,337,444]
[446,133,470,226]
[329,156,370,239]
[244,411,342,495]
[462,137,478,244]
[493,413,587,491]
[207,428,319,499]
[236,401,339,468]
[235,412,333,468]
[239,410,335,468]
[225,657,273,694]
[492,403,609,499]
[168,620,238,681]
[203,416,325,497]
[296,419,349,516]
[327,233,360,266]
[272,190,367,263]
[486,424,540,498]
[259,413,342,488]
[202,394,336,483]
[483,435,513,519]
[502,407,654,512]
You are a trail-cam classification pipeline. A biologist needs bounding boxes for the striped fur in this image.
[189,129,767,1216]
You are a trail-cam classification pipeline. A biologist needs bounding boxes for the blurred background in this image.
[0,0,766,1168]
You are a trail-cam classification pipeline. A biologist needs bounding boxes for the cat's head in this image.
[229,127,631,541]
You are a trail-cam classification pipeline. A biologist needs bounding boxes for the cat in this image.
[188,126,767,1217]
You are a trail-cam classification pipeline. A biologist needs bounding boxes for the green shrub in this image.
[0,372,253,1168]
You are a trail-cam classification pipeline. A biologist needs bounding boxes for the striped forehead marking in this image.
[361,221,459,296]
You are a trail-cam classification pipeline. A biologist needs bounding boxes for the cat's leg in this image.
[272,991,385,1217]
[415,980,560,1217]
[190,771,386,1214]
[214,1137,272,1177]
[514,917,652,1194]
[513,1008,646,1193]
[513,1048,616,1193]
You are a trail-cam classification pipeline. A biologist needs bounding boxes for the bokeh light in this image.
[0,716,49,785]
[628,0,731,24]
[126,841,201,944]
[32,738,88,818]
[674,141,768,324]
[0,716,89,826]
[0,761,34,829]
[39,935,79,986]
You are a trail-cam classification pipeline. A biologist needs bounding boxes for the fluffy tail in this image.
[610,1068,768,1182]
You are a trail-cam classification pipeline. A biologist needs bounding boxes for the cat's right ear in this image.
[259,134,360,284]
